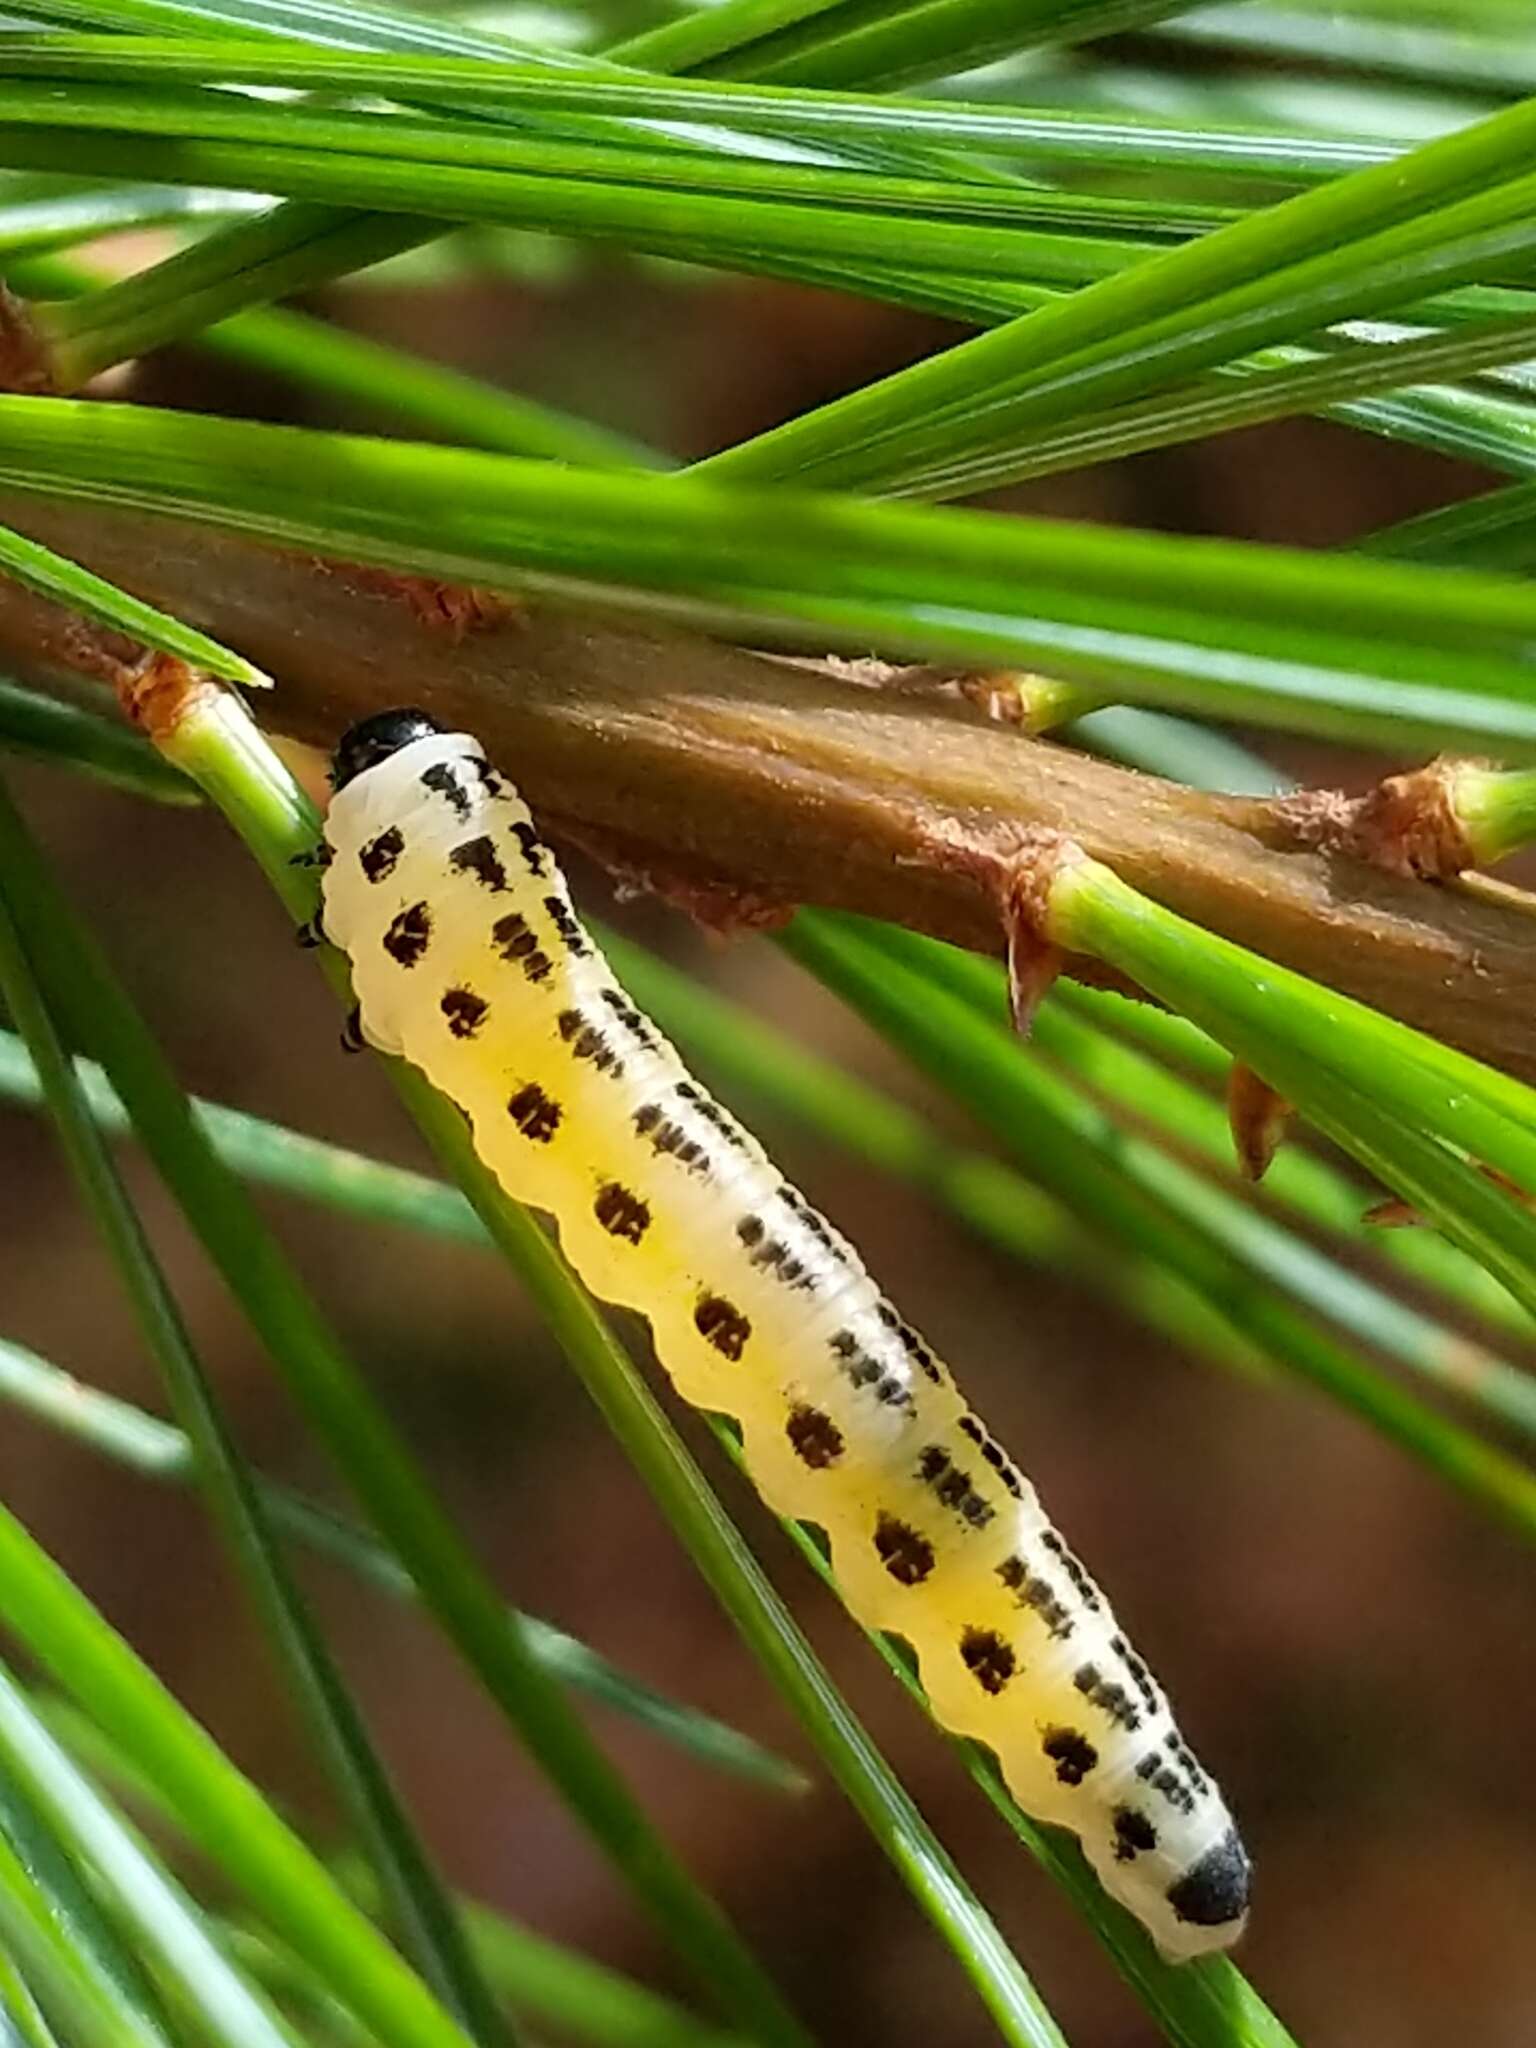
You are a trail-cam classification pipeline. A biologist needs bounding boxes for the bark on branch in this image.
[0,492,1532,1083]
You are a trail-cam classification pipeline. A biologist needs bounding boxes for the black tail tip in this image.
[1166,1827,1252,1929]
[331,708,444,790]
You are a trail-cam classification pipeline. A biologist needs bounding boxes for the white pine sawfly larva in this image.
[318,708,1251,1958]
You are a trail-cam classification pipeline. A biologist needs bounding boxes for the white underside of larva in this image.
[322,729,1250,1958]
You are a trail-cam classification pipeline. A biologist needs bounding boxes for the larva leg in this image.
[317,708,1253,1959]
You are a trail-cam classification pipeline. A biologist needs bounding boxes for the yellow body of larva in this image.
[321,716,1250,1957]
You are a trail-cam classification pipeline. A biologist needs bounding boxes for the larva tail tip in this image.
[1164,1827,1252,1952]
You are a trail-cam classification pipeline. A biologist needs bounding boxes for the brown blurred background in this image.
[3,245,1535,2046]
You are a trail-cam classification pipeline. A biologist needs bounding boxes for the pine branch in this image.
[0,491,1531,1081]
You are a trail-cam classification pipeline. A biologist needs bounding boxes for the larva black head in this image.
[331,709,444,790]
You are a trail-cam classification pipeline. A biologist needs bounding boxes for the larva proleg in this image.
[320,707,1251,1959]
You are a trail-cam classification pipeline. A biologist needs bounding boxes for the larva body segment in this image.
[321,712,1251,1958]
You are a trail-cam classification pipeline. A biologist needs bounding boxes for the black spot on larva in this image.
[762,1243,803,1284]
[1166,1829,1251,1929]
[1073,1662,1141,1731]
[581,1028,622,1073]
[1042,1727,1099,1786]
[677,1082,753,1154]
[938,1465,983,1519]
[420,760,472,818]
[493,911,535,961]
[594,1182,650,1243]
[695,1295,751,1359]
[887,1314,944,1385]
[449,835,507,891]
[777,1185,844,1260]
[996,1555,1074,1640]
[507,1083,560,1142]
[382,901,432,966]
[441,987,489,1039]
[665,1130,708,1171]
[468,754,503,796]
[358,825,404,883]
[633,1100,708,1174]
[1113,1637,1162,1715]
[959,1415,1023,1496]
[542,895,591,958]
[1112,1807,1158,1862]
[1166,1730,1210,1795]
[915,1446,993,1530]
[490,912,552,984]
[510,821,546,877]
[960,1627,1016,1695]
[873,1512,934,1586]
[1164,1771,1201,1812]
[598,987,664,1050]
[786,1404,844,1468]
[827,1329,914,1412]
[1040,1530,1103,1612]
[735,1215,815,1292]
[557,1008,625,1077]
[1135,1751,1197,1816]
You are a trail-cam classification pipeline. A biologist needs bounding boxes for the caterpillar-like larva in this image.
[320,709,1250,1958]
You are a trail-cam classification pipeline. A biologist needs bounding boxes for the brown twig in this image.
[1264,760,1477,880]
[0,493,1533,1082]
